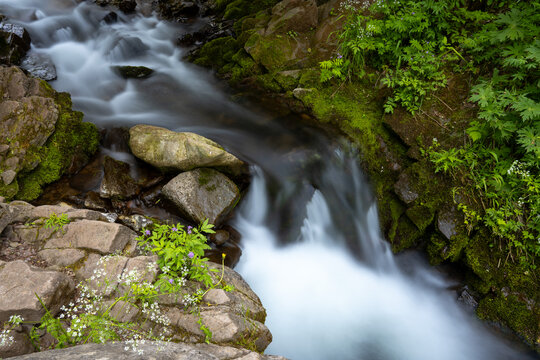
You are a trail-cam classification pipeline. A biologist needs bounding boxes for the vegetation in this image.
[0,221,232,353]
[323,0,539,269]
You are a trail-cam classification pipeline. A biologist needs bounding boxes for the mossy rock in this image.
[215,0,280,20]
[477,293,539,348]
[244,32,313,72]
[112,65,154,79]
[16,91,99,201]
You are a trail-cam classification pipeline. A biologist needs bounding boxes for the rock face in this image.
[0,22,31,65]
[129,125,246,176]
[162,168,240,226]
[0,260,74,322]
[9,341,288,360]
[0,199,279,357]
[0,66,99,201]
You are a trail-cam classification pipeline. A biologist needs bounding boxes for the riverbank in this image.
[182,0,539,350]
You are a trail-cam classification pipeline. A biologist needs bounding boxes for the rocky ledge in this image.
[0,200,281,358]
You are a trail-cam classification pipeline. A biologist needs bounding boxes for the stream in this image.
[0,1,536,359]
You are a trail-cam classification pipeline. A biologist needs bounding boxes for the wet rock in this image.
[0,22,31,65]
[394,171,418,204]
[20,53,57,81]
[210,229,230,246]
[9,341,288,360]
[112,65,154,79]
[102,11,119,24]
[158,0,200,20]
[0,260,74,322]
[105,36,149,61]
[458,286,479,310]
[129,124,247,176]
[95,0,137,13]
[162,168,240,226]
[118,214,153,232]
[84,191,109,211]
[44,220,136,255]
[99,156,140,199]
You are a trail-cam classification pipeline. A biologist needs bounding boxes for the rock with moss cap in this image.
[128,124,247,176]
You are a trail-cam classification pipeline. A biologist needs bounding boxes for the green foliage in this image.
[44,212,70,233]
[324,0,484,113]
[320,56,349,83]
[137,220,217,288]
[426,2,540,268]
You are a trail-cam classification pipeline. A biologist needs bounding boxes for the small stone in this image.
[1,170,16,185]
[210,229,230,246]
[203,289,230,305]
[394,171,418,204]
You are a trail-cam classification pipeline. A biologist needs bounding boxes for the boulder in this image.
[99,156,140,199]
[0,261,74,322]
[20,53,57,81]
[129,125,246,176]
[44,220,136,255]
[162,168,240,226]
[9,341,288,359]
[0,22,31,65]
[0,66,99,201]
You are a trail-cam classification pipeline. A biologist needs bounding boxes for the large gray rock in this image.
[0,261,74,322]
[9,341,288,359]
[129,125,246,176]
[44,220,136,255]
[162,168,240,226]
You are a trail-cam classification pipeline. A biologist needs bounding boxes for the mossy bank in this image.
[188,0,539,350]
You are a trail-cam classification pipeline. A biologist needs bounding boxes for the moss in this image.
[477,293,539,347]
[389,215,422,252]
[16,92,99,201]
[197,168,214,186]
[215,0,279,20]
[255,73,283,92]
[193,37,240,70]
[405,204,435,231]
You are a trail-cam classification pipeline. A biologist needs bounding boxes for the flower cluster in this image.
[0,315,24,348]
[507,160,531,179]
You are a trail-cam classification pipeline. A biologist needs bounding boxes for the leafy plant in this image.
[44,213,70,233]
[136,220,217,288]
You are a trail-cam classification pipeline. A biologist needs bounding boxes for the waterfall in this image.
[0,1,534,359]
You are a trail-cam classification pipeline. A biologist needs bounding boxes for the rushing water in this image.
[0,1,536,359]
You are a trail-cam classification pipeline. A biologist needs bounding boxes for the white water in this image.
[0,1,535,359]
